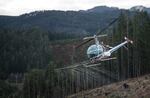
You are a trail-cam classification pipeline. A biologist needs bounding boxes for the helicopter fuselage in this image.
[86,36,133,62]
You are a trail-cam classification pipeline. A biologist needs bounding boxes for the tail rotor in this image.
[124,37,133,44]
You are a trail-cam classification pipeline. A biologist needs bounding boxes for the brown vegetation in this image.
[68,74,150,98]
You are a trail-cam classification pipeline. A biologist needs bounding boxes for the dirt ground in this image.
[68,74,150,98]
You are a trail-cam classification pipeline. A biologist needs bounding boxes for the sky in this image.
[0,0,150,16]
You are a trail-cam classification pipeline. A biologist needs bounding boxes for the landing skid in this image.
[55,57,116,70]
[98,57,117,61]
[90,57,117,64]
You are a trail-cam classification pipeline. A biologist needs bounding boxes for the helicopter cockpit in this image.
[87,44,104,58]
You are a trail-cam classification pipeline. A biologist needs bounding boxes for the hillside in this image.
[68,74,150,98]
[1,6,150,38]
[130,5,150,13]
[0,6,120,36]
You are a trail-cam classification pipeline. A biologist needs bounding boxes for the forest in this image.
[0,11,150,98]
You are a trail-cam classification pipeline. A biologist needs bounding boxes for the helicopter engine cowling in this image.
[87,44,104,58]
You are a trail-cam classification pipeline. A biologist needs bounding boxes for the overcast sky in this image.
[0,0,150,16]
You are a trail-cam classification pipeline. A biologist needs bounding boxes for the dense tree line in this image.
[0,28,51,98]
[0,9,120,37]
[111,11,150,79]
[23,62,58,98]
[0,28,50,75]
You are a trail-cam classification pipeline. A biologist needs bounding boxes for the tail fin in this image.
[124,37,133,44]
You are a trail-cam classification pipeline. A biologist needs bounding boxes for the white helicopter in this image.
[84,34,133,62]
[56,18,133,70]
[75,18,133,63]
[56,35,133,70]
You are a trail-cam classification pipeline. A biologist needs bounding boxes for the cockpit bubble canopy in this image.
[87,44,103,58]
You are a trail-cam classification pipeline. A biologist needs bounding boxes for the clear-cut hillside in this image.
[68,74,150,98]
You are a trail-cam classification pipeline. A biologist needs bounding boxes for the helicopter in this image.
[75,17,133,63]
[84,34,133,62]
[56,35,133,70]
[55,18,133,70]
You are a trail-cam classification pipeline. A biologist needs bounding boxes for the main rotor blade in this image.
[75,17,119,49]
[96,18,119,35]
[83,37,94,40]
[97,34,107,38]
[83,34,107,40]
[75,38,93,49]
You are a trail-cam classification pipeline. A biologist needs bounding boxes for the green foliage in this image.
[0,9,120,40]
[0,28,51,78]
[22,62,59,98]
[112,11,150,79]
[23,69,45,98]
[0,80,17,98]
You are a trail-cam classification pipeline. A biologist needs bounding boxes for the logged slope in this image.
[68,74,150,98]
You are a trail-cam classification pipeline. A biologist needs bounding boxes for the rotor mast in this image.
[94,35,100,46]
